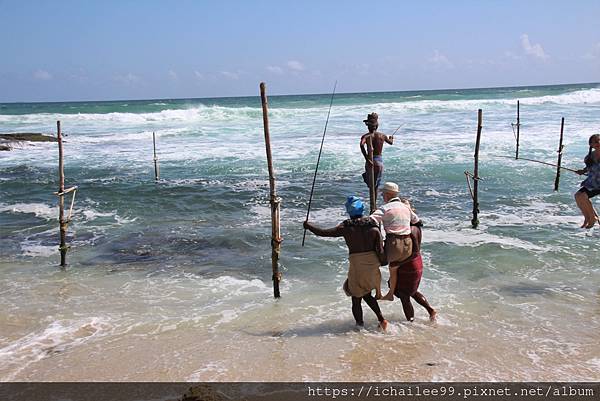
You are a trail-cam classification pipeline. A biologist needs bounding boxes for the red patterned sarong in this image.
[393,254,423,297]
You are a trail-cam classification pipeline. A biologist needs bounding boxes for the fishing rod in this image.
[493,155,584,174]
[302,81,337,247]
[389,123,404,138]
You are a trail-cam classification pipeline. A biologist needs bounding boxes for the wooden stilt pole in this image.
[471,109,483,228]
[153,132,160,181]
[554,117,565,191]
[367,135,377,214]
[515,100,520,160]
[57,121,68,267]
[260,82,282,298]
[54,121,77,268]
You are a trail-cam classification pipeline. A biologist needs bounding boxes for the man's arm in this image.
[372,228,385,262]
[384,134,394,145]
[360,134,372,164]
[369,208,384,225]
[303,221,344,237]
[410,209,419,225]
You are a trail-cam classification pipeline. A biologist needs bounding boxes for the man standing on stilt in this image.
[360,113,394,196]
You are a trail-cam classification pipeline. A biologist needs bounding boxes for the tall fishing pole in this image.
[302,81,337,246]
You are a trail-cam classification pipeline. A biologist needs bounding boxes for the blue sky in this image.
[1,0,599,102]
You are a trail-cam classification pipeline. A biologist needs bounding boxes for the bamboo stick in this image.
[554,118,565,191]
[472,109,483,228]
[515,100,520,160]
[492,155,581,174]
[260,82,282,298]
[153,132,160,181]
[57,121,67,267]
[367,135,377,214]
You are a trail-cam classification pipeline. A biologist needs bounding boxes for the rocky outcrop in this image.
[0,133,57,150]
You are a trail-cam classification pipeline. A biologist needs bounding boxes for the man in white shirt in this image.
[370,182,419,300]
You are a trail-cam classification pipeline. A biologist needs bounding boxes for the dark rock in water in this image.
[0,144,11,151]
[0,133,57,142]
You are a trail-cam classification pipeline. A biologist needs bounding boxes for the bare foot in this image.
[429,309,437,322]
[380,292,394,301]
[586,216,599,229]
[378,319,388,332]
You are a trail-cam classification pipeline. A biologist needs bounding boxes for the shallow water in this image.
[1,83,600,380]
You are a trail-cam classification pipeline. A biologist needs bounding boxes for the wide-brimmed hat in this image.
[381,182,399,194]
[363,112,378,125]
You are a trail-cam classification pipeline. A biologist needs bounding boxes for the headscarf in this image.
[345,196,364,218]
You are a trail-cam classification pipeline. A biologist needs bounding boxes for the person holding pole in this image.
[370,182,419,301]
[360,113,394,196]
[303,196,388,331]
[574,134,600,228]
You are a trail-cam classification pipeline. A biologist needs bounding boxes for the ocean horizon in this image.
[2,81,599,108]
[1,82,600,381]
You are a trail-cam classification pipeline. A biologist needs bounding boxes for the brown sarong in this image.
[343,251,381,297]
[385,234,412,265]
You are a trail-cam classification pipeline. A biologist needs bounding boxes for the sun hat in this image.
[345,196,365,218]
[363,112,378,125]
[381,182,399,194]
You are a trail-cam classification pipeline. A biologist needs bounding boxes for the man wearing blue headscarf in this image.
[304,196,388,330]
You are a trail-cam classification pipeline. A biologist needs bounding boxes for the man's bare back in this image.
[361,132,392,156]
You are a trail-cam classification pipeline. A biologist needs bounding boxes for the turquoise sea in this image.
[1,83,599,380]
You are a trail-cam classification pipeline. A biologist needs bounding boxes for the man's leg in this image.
[412,291,437,321]
[381,265,398,301]
[398,293,415,321]
[362,293,388,331]
[351,296,364,326]
[575,191,596,228]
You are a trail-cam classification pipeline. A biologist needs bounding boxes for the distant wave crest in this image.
[0,87,598,127]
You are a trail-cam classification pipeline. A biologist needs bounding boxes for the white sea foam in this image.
[1,88,598,129]
[0,317,111,380]
[425,227,548,252]
[21,243,56,257]
[187,362,229,381]
[201,276,270,298]
[0,203,56,219]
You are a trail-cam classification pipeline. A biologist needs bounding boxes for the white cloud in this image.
[520,34,549,60]
[33,69,52,81]
[429,50,454,68]
[114,73,141,85]
[584,42,600,59]
[287,60,305,71]
[504,51,522,61]
[266,65,284,74]
[168,70,178,81]
[220,71,239,80]
[194,70,205,80]
[69,68,88,82]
